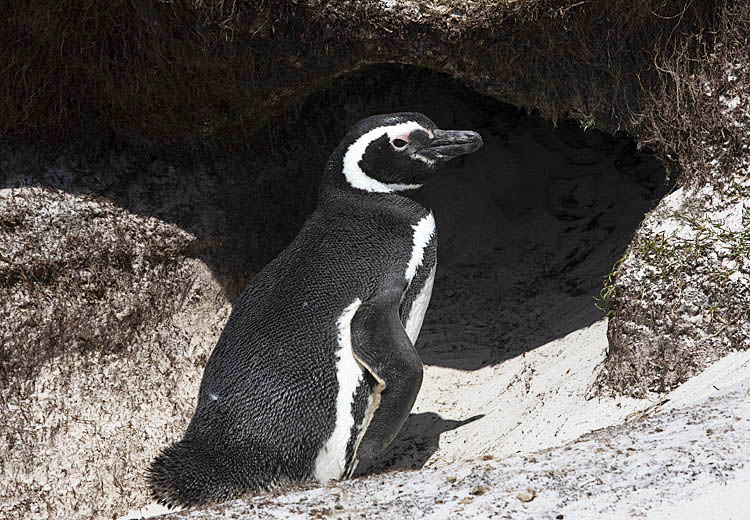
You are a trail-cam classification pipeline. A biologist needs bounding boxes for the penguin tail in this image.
[148,439,251,508]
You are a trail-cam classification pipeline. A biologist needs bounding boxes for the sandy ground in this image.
[378,320,642,471]
[130,350,750,519]
[360,109,669,473]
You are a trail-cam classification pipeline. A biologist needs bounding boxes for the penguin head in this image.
[324,112,483,193]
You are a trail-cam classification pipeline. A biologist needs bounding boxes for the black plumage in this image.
[149,113,482,507]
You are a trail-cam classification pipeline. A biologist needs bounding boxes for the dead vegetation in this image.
[1,0,747,185]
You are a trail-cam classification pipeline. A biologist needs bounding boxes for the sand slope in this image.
[144,360,750,519]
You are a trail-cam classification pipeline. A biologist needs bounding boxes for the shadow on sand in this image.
[355,412,485,476]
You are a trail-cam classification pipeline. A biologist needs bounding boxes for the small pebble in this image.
[517,488,537,502]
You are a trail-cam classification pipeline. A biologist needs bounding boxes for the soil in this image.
[3,70,747,520]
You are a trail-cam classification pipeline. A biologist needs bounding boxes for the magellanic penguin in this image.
[149,112,483,508]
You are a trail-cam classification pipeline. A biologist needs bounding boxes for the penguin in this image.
[148,112,483,508]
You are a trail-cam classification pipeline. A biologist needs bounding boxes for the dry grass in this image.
[1,0,746,185]
[633,1,750,186]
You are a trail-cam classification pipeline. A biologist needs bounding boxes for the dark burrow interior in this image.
[3,64,669,374]
[269,65,668,371]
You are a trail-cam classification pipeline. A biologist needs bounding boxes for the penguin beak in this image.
[419,129,483,163]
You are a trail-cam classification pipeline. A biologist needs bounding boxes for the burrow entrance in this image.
[3,63,668,373]
[287,65,669,473]
[260,64,669,370]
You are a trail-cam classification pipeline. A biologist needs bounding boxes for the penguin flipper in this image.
[350,285,424,466]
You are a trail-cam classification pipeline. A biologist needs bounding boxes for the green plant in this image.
[594,246,630,316]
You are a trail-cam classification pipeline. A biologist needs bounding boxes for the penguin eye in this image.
[391,138,408,149]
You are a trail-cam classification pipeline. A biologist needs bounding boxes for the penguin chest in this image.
[312,212,437,482]
[403,264,436,343]
[312,299,366,482]
[401,212,438,344]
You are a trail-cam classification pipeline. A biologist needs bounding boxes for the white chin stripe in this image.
[343,121,426,193]
[314,299,364,482]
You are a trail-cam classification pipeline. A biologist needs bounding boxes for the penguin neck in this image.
[317,182,429,220]
[321,145,423,195]
[318,150,430,218]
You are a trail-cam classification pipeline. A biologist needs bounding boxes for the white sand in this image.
[153,363,750,520]
[377,319,750,473]
[414,320,642,463]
